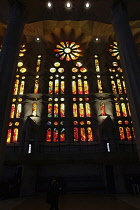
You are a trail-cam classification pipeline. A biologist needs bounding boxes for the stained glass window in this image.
[16,104,22,118]
[121,103,127,117]
[32,102,37,116]
[109,42,120,60]
[13,80,19,95]
[13,128,18,142]
[60,128,65,142]
[115,103,121,117]
[97,79,103,93]
[100,102,106,116]
[85,103,91,117]
[79,103,84,117]
[80,128,86,141]
[72,81,77,94]
[60,104,65,117]
[126,127,132,140]
[54,41,82,61]
[87,127,93,141]
[46,128,51,142]
[119,127,125,140]
[10,104,15,118]
[127,103,131,116]
[7,129,12,143]
[117,79,122,94]
[54,104,58,117]
[84,81,89,94]
[53,128,58,142]
[78,79,83,94]
[73,103,78,117]
[19,81,25,95]
[111,81,117,94]
[94,55,100,72]
[74,127,78,141]
[34,80,39,94]
[49,81,53,94]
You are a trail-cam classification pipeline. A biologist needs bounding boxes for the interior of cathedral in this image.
[0,0,140,197]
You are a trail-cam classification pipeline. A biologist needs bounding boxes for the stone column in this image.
[0,1,25,177]
[112,2,140,159]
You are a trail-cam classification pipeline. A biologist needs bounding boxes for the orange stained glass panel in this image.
[16,104,22,118]
[79,103,85,117]
[72,81,76,94]
[126,127,132,140]
[60,81,65,94]
[111,81,117,94]
[74,127,78,141]
[10,104,15,118]
[60,128,65,142]
[121,103,127,117]
[115,103,121,117]
[7,129,12,143]
[34,80,39,94]
[78,79,83,94]
[55,79,59,94]
[80,128,86,141]
[84,81,89,94]
[85,103,91,117]
[13,79,19,95]
[100,102,106,116]
[46,128,51,142]
[13,128,18,142]
[87,127,93,141]
[73,103,78,117]
[49,81,53,94]
[60,103,65,117]
[119,127,125,140]
[32,102,37,116]
[54,104,58,117]
[48,104,52,117]
[53,128,58,142]
[117,79,122,94]
[19,81,25,95]
[97,80,103,93]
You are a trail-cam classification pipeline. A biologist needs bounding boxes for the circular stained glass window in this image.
[54,41,82,61]
[109,42,120,60]
[80,121,84,125]
[54,121,58,125]
[80,67,87,73]
[87,121,91,125]
[72,68,78,73]
[58,68,64,73]
[50,68,56,73]
[73,121,78,125]
[54,62,60,67]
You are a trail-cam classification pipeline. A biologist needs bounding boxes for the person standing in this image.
[47,177,61,210]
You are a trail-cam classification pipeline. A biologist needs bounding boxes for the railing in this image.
[6,139,137,154]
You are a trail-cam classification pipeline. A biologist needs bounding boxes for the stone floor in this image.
[0,193,140,210]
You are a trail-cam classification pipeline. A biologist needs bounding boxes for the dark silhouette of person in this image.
[47,177,61,210]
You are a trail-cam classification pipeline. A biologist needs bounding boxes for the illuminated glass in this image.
[127,103,131,116]
[72,81,77,94]
[80,68,87,73]
[122,81,127,93]
[34,80,39,94]
[132,127,136,140]
[48,104,52,117]
[54,104,58,117]
[117,79,122,94]
[78,79,83,94]
[55,79,59,94]
[72,68,78,73]
[74,127,78,141]
[109,42,120,60]
[46,128,51,142]
[111,81,117,94]
[119,127,125,140]
[17,61,23,67]
[115,103,121,117]
[13,128,18,142]
[73,103,78,117]
[32,103,37,116]
[60,81,65,94]
[84,81,89,94]
[79,103,84,117]
[126,127,132,140]
[97,79,103,93]
[10,104,15,118]
[60,104,65,117]
[53,128,58,142]
[13,79,19,95]
[54,62,60,67]
[54,41,82,61]
[87,127,93,141]
[58,68,64,73]
[76,62,82,67]
[80,128,86,141]
[85,103,91,117]
[100,102,106,116]
[50,68,56,73]
[121,103,127,117]
[19,81,25,95]
[7,129,12,143]
[16,104,22,118]
[20,68,27,73]
[60,128,65,142]
[95,58,100,72]
[49,81,53,94]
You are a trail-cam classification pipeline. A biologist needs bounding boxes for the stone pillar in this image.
[0,1,25,177]
[112,2,140,159]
